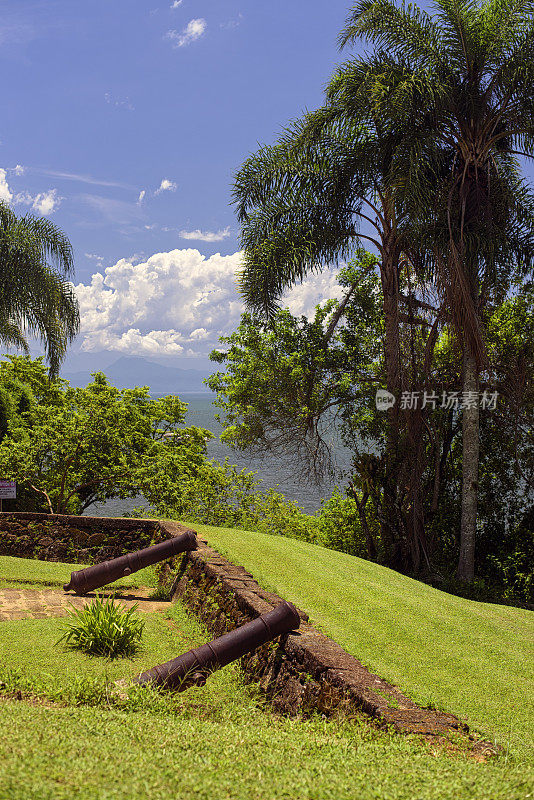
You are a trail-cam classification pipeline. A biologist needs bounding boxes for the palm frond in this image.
[0,201,79,375]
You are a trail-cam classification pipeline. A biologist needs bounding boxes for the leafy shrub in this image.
[145,457,261,527]
[316,489,370,557]
[481,508,534,606]
[57,594,144,658]
[238,488,323,543]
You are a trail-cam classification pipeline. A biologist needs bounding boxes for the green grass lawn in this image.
[1,696,530,800]
[0,554,157,591]
[0,602,207,688]
[0,545,532,799]
[191,523,534,763]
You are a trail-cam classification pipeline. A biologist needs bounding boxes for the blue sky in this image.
[3,1,532,375]
[0,0,351,372]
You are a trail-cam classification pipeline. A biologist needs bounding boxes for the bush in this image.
[57,595,144,658]
[238,488,323,543]
[148,456,323,542]
[316,489,370,557]
[481,507,534,606]
[148,454,379,554]
[145,457,261,527]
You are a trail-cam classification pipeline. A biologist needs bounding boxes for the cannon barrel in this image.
[63,532,197,595]
[135,601,301,691]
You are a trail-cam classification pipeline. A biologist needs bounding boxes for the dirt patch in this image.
[0,587,172,621]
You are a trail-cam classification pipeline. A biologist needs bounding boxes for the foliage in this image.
[143,454,261,526]
[209,253,384,482]
[231,0,534,583]
[0,355,213,515]
[335,0,534,581]
[238,489,323,543]
[0,202,79,376]
[56,594,144,658]
[208,267,533,599]
[316,489,370,558]
[145,452,322,543]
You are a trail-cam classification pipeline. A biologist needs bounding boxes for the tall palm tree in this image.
[234,108,440,571]
[0,202,79,377]
[338,0,534,580]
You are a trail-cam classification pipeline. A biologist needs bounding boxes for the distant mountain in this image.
[63,356,212,393]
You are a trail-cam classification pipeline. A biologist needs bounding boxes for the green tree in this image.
[209,254,383,481]
[209,257,387,559]
[0,203,79,376]
[0,356,212,514]
[337,0,534,581]
[234,0,534,581]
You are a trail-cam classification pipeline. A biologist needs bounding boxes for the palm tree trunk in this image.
[379,247,405,565]
[382,278,402,402]
[457,349,479,582]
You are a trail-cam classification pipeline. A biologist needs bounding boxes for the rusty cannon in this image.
[63,532,197,595]
[135,600,301,691]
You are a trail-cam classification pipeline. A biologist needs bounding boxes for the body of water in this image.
[87,393,353,518]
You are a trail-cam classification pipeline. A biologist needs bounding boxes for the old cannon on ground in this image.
[63,531,197,595]
[135,600,301,691]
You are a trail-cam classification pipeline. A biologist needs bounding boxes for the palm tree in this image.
[338,0,534,580]
[0,202,79,377]
[234,106,442,571]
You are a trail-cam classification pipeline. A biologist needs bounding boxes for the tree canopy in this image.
[0,356,211,515]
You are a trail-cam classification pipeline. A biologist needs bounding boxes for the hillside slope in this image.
[192,523,533,762]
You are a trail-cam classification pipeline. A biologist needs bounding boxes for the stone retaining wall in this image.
[0,511,191,568]
[175,538,496,752]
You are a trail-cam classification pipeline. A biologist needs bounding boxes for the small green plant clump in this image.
[57,594,144,658]
[147,584,172,601]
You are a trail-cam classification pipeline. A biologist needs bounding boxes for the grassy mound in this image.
[1,697,529,800]
[192,522,534,762]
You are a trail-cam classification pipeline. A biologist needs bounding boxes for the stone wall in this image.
[175,538,497,754]
[0,511,190,567]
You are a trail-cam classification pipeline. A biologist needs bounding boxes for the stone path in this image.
[0,587,171,621]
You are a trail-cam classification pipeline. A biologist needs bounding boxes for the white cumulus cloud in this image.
[179,227,230,242]
[170,0,183,7]
[155,178,177,194]
[137,189,146,205]
[85,253,105,266]
[284,270,344,317]
[166,18,206,48]
[0,169,13,203]
[75,248,244,356]
[94,328,186,355]
[73,247,343,357]
[0,167,60,215]
[15,188,61,216]
[31,189,61,216]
